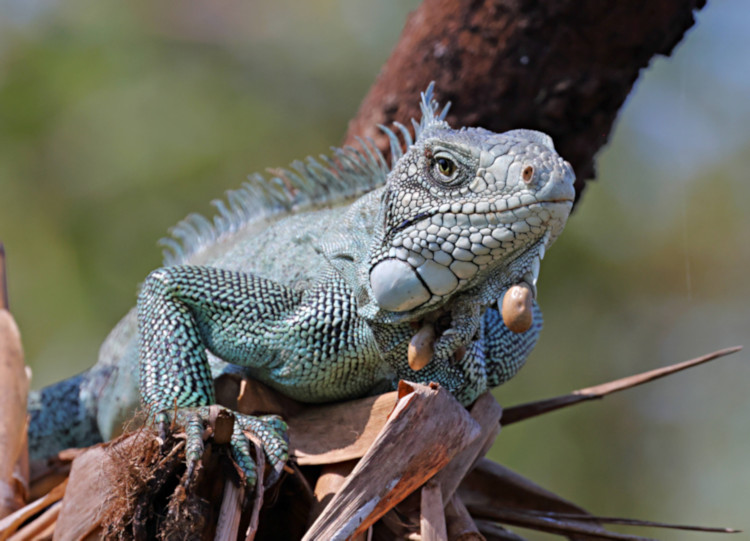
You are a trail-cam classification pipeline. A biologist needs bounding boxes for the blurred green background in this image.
[1,0,748,538]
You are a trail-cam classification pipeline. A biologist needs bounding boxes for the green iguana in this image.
[28,85,575,489]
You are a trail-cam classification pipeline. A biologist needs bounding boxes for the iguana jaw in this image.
[366,197,571,321]
[447,228,550,318]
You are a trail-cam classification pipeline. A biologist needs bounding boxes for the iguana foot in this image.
[432,299,482,364]
[159,407,289,490]
[230,413,289,488]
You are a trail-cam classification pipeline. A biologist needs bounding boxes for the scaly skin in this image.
[28,86,575,490]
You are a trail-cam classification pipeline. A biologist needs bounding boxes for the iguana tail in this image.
[27,370,105,459]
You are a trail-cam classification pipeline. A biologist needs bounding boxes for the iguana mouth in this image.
[391,211,435,234]
[392,198,572,236]
[501,197,574,214]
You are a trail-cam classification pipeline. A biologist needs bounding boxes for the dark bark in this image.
[345,0,706,204]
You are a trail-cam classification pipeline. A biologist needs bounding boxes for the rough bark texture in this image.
[345,0,706,203]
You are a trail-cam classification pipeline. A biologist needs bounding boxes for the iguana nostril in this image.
[522,165,534,183]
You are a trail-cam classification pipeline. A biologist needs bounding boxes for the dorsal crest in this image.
[160,84,452,267]
[416,81,451,138]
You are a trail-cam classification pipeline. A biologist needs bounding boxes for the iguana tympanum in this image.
[28,85,575,489]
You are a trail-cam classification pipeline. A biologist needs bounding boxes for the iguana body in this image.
[29,87,575,487]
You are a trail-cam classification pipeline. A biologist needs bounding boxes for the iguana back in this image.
[28,126,395,456]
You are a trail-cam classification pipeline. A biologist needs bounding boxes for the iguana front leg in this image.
[389,291,542,405]
[138,265,298,488]
[431,297,482,364]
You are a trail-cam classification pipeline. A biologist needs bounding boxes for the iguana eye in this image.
[435,156,457,177]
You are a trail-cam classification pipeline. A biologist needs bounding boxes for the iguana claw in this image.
[165,406,289,490]
[234,413,289,488]
[432,300,482,365]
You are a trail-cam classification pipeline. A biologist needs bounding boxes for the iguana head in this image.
[366,86,575,321]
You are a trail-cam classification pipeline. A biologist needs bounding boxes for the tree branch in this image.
[345,0,706,203]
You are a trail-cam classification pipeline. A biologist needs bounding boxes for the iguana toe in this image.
[166,407,288,490]
[236,414,289,488]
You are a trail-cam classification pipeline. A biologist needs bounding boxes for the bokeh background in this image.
[1,0,748,538]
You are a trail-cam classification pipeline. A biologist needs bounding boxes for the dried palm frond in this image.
[0,246,742,541]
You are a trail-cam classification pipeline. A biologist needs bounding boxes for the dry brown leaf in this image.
[445,495,484,541]
[214,480,243,541]
[303,382,480,540]
[0,480,66,541]
[503,346,743,425]
[420,481,447,541]
[288,391,398,466]
[53,445,114,541]
[0,310,30,518]
[8,500,60,541]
